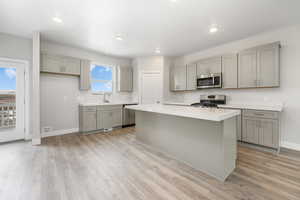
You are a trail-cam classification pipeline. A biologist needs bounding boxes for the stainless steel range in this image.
[191,95,226,108]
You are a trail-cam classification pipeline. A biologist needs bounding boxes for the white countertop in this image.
[218,103,283,112]
[126,104,240,122]
[163,101,192,106]
[80,102,138,106]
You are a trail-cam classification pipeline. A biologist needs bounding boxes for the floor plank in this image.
[0,127,299,200]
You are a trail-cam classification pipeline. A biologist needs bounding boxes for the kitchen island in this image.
[125,104,240,181]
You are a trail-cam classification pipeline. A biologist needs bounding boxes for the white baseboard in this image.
[281,141,300,151]
[32,138,41,145]
[42,128,79,138]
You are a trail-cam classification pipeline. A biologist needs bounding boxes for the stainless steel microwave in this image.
[197,73,222,89]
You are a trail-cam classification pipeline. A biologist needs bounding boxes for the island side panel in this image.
[135,111,236,181]
[222,117,237,180]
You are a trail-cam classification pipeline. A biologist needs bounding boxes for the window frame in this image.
[90,63,114,95]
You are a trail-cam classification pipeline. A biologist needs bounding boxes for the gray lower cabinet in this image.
[112,109,122,127]
[80,105,122,133]
[98,111,113,129]
[237,113,242,141]
[258,119,279,148]
[222,54,238,89]
[242,117,259,144]
[79,106,97,132]
[96,105,122,130]
[242,109,279,149]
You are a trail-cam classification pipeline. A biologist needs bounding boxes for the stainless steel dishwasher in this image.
[122,104,137,127]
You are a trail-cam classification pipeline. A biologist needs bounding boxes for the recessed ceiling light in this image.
[52,17,63,24]
[115,35,123,41]
[209,25,219,34]
[155,48,161,54]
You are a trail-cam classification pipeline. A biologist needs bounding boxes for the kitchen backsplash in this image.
[167,88,285,106]
[78,91,133,104]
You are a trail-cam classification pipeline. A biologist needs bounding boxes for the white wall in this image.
[32,32,41,144]
[40,41,133,133]
[170,25,300,148]
[0,33,32,61]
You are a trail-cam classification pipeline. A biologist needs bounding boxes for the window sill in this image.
[91,92,113,95]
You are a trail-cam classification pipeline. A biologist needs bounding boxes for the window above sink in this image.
[90,64,113,94]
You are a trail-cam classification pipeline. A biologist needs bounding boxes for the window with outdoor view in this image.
[90,65,113,93]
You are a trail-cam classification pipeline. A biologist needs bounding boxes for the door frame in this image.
[0,57,30,140]
[139,70,162,104]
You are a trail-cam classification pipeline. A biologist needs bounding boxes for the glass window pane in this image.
[0,68,16,90]
[91,65,112,81]
[0,67,16,128]
[91,81,112,93]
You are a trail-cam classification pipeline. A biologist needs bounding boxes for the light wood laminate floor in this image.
[1,127,300,200]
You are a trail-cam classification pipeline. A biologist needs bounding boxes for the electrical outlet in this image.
[42,127,52,133]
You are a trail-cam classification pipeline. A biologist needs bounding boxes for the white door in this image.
[140,72,162,104]
[0,60,25,142]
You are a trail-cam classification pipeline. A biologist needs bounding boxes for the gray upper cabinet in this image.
[257,42,280,87]
[258,119,279,148]
[196,56,221,76]
[80,60,91,90]
[238,42,280,88]
[238,49,257,88]
[222,54,238,89]
[117,66,133,92]
[186,63,197,90]
[170,64,187,91]
[41,53,81,75]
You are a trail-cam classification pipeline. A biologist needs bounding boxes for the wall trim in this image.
[32,138,41,145]
[281,141,300,151]
[42,128,79,138]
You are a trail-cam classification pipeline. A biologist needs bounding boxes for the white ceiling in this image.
[0,0,300,58]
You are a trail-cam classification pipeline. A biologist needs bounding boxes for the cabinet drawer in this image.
[243,109,279,119]
[80,106,97,112]
[97,105,122,111]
